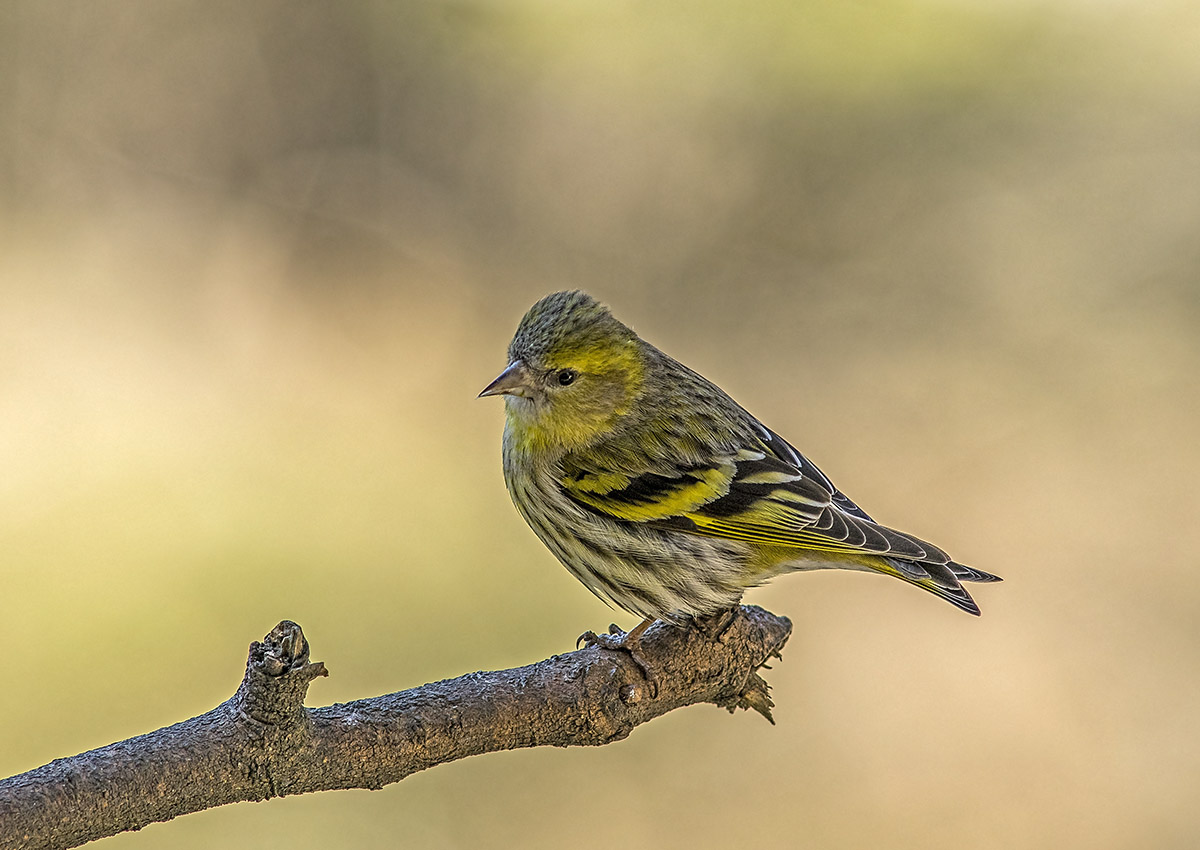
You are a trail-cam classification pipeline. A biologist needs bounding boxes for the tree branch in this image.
[0,606,792,850]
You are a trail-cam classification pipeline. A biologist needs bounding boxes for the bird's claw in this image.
[576,620,660,698]
[576,629,599,649]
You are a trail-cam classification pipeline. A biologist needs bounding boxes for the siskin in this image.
[480,291,999,683]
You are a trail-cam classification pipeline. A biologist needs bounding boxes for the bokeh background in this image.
[3,1,1199,847]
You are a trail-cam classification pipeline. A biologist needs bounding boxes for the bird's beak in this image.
[478,360,533,398]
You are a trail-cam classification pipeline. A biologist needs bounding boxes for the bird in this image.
[479,291,999,689]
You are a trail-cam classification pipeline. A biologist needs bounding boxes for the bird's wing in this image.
[560,432,949,564]
[558,454,740,522]
[754,424,875,522]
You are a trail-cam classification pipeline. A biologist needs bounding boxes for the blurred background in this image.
[2,1,1199,847]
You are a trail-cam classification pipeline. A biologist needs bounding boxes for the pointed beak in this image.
[478,360,533,398]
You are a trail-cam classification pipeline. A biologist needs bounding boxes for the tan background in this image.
[3,2,1199,847]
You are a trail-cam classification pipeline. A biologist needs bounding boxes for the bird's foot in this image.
[690,607,738,642]
[577,618,659,697]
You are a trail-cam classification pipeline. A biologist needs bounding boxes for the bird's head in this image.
[479,291,645,452]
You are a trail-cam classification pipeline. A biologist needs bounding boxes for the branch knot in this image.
[233,621,328,727]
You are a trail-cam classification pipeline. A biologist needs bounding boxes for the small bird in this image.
[480,291,999,686]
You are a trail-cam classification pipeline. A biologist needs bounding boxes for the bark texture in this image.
[0,607,792,850]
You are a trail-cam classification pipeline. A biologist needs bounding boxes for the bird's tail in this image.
[875,558,1003,616]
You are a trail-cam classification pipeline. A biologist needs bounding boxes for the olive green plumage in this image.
[480,290,1000,623]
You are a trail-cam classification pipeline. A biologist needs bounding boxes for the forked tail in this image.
[876,558,1003,616]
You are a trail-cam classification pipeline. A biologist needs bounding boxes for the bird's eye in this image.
[556,368,578,386]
